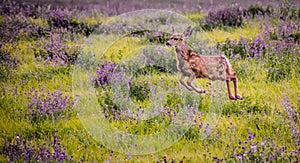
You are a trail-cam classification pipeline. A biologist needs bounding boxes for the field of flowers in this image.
[0,0,299,162]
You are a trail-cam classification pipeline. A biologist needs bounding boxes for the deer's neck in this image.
[175,41,190,60]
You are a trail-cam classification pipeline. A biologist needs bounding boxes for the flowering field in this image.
[0,0,299,162]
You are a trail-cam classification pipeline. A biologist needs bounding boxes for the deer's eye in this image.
[173,38,179,40]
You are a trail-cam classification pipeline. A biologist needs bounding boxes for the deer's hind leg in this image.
[226,79,236,100]
[226,71,242,100]
[223,56,242,100]
[232,74,243,100]
[225,66,236,100]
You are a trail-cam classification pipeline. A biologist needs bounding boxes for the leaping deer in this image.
[166,26,242,100]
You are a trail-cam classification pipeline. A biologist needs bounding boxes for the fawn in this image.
[166,26,242,100]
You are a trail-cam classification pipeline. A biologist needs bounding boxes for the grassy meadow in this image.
[0,0,299,162]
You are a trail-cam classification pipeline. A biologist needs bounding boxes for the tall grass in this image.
[0,1,299,162]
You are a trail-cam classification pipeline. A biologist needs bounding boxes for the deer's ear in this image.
[183,26,193,37]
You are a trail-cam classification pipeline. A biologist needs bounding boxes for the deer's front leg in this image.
[187,73,205,94]
[180,74,193,91]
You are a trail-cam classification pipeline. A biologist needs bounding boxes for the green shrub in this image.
[266,54,294,82]
[0,46,18,79]
[246,5,273,18]
[129,79,150,102]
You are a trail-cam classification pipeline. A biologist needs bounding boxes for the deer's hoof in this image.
[196,89,206,94]
[229,95,236,100]
[236,94,243,100]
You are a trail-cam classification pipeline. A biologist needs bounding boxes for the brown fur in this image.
[166,27,242,100]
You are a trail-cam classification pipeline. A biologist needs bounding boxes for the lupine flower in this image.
[0,0,46,18]
[0,45,18,77]
[94,61,116,87]
[203,5,244,30]
[25,87,75,122]
[217,19,299,61]
[3,131,75,162]
[33,31,80,65]
[280,94,300,146]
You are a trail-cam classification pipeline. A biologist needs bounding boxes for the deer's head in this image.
[166,26,193,47]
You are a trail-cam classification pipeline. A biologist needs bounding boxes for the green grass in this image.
[0,16,299,162]
[200,19,262,42]
[77,12,115,24]
[184,12,206,22]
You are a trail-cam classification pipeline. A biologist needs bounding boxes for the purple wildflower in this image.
[25,87,75,122]
[94,61,116,87]
[3,132,73,162]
